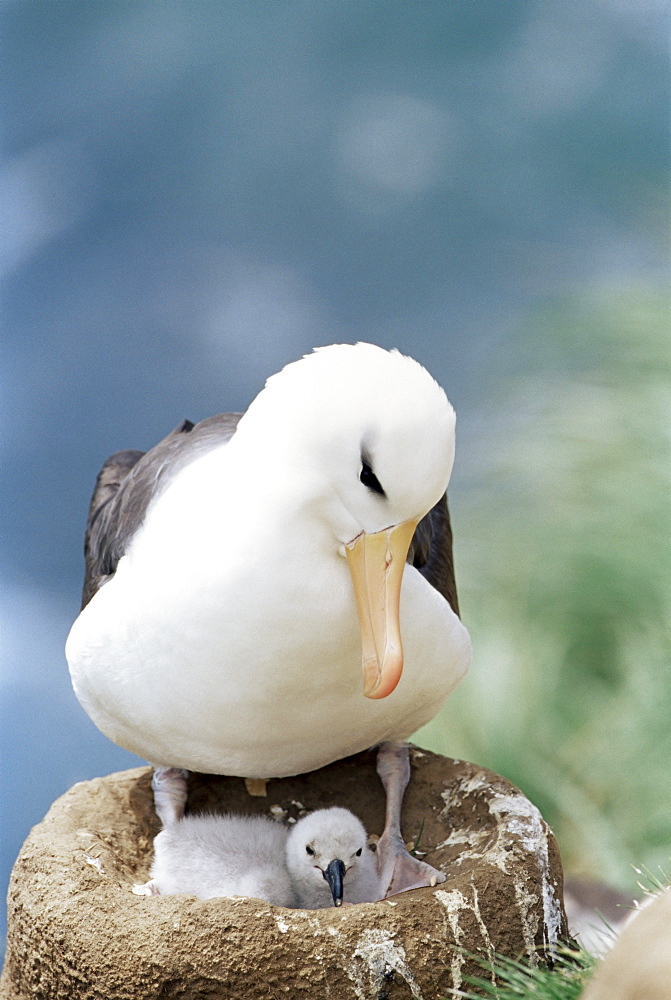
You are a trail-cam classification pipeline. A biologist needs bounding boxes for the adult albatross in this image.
[66,343,471,896]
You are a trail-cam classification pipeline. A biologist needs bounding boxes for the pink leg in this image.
[151,767,189,827]
[375,742,446,897]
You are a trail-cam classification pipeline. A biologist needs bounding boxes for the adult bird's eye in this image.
[360,461,385,497]
[305,845,315,856]
[355,847,362,856]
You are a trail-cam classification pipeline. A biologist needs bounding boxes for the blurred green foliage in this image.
[417,286,670,889]
[449,945,595,999]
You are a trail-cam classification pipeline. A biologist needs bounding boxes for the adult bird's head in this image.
[237,342,457,700]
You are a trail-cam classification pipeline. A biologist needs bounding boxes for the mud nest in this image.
[1,747,569,999]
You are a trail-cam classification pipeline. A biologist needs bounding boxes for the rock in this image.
[582,888,671,1000]
[1,748,569,999]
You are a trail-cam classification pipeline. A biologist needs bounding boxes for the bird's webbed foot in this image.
[375,829,446,897]
[374,741,446,898]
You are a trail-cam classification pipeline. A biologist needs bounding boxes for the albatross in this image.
[66,343,472,896]
[141,806,380,908]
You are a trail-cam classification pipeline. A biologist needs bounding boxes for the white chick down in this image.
[148,813,296,907]
[285,806,381,909]
[142,806,381,909]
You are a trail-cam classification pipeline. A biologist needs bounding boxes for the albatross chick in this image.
[141,807,380,909]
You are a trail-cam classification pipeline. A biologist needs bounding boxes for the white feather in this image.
[149,813,296,907]
[67,343,471,776]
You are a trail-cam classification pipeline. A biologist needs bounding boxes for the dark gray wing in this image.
[407,494,460,616]
[81,414,242,608]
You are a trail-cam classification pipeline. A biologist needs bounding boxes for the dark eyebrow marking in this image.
[359,450,386,497]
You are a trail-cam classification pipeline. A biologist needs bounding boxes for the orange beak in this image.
[345,518,419,699]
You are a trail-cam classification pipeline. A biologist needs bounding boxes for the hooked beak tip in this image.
[363,647,403,700]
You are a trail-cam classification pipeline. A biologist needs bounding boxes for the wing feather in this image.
[81,414,242,607]
[408,494,460,616]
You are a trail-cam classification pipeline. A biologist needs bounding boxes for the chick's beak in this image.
[323,858,346,907]
[345,518,419,699]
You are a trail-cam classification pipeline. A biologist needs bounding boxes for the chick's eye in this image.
[305,845,315,856]
[360,461,385,497]
[355,848,362,856]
